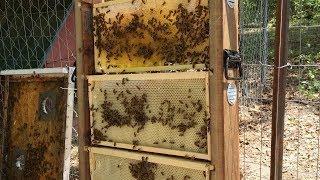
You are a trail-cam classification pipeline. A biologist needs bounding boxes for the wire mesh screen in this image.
[240,0,320,179]
[0,0,76,70]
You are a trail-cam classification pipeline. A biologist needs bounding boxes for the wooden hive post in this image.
[75,1,95,180]
[210,0,240,179]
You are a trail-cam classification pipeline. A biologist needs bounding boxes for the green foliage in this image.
[290,0,320,25]
[298,53,320,99]
[241,0,320,99]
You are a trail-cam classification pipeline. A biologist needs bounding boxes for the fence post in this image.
[270,0,290,179]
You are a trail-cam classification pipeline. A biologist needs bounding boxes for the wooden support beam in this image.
[0,76,9,178]
[270,0,289,179]
[75,1,95,180]
[210,0,240,179]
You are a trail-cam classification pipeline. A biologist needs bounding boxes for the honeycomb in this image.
[88,71,211,159]
[93,0,209,73]
[89,147,211,180]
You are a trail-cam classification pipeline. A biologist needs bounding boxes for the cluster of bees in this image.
[93,2,209,68]
[10,116,64,178]
[129,157,157,180]
[23,143,48,178]
[127,156,194,180]
[91,78,210,151]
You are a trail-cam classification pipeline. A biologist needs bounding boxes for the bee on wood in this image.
[179,100,184,104]
[117,165,120,168]
[142,0,146,4]
[136,85,141,90]
[131,0,136,4]
[180,145,185,149]
[116,82,119,86]
[153,141,159,144]
[106,9,111,13]
[162,139,167,143]
[162,1,166,5]
[169,141,175,144]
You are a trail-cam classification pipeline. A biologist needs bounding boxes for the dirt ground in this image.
[240,101,320,180]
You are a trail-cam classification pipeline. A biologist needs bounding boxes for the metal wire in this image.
[240,0,320,179]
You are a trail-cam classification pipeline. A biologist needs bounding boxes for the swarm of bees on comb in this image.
[90,77,210,152]
[93,0,209,70]
[129,157,157,180]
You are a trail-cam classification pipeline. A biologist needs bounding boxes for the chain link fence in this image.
[240,0,320,179]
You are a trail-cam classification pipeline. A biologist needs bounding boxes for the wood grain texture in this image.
[75,1,95,180]
[210,0,240,179]
[0,76,9,177]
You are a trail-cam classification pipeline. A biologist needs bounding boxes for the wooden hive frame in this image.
[87,71,211,160]
[0,67,75,180]
[88,146,214,180]
[92,0,209,73]
[75,0,240,179]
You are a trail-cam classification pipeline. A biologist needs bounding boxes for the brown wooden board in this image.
[0,68,75,180]
[92,0,209,73]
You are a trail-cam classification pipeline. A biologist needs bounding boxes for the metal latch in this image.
[224,49,243,80]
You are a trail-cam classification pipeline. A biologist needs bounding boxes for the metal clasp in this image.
[224,49,243,80]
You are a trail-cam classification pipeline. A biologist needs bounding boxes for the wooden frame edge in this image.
[0,68,68,76]
[87,71,211,161]
[93,141,210,160]
[63,67,76,180]
[88,146,213,172]
[87,71,208,81]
